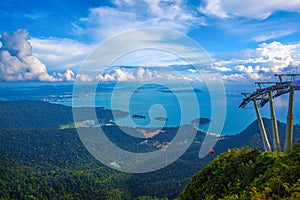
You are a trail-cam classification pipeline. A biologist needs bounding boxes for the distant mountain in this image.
[0,100,72,129]
[0,100,299,199]
[0,100,128,129]
[218,118,300,152]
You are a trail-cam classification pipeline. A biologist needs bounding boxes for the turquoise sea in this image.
[0,82,299,136]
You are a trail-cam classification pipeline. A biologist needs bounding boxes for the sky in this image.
[1,0,300,82]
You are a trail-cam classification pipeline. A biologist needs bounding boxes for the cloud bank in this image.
[214,41,300,81]
[1,30,300,83]
[96,66,200,82]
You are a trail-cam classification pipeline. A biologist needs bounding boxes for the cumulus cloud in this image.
[214,41,300,81]
[214,66,231,72]
[52,70,75,81]
[0,29,85,82]
[96,66,200,82]
[97,67,151,82]
[199,0,300,20]
[76,74,93,82]
[0,29,56,81]
[222,73,245,82]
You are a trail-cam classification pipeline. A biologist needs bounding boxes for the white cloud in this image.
[198,0,229,18]
[199,0,300,20]
[214,66,231,72]
[96,66,201,82]
[110,48,198,67]
[210,12,300,43]
[97,67,149,82]
[30,37,93,71]
[53,70,76,81]
[76,74,93,82]
[74,0,205,41]
[0,29,82,82]
[64,70,75,81]
[222,73,245,81]
[0,29,56,81]
[214,41,300,81]
[188,69,197,73]
[252,30,296,42]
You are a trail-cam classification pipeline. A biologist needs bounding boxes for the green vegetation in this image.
[60,121,92,129]
[0,126,208,199]
[0,128,131,200]
[0,100,128,129]
[0,100,299,199]
[179,141,300,200]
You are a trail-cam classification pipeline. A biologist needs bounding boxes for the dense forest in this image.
[0,101,300,199]
[0,100,128,129]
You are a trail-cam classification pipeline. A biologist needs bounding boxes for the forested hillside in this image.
[179,141,300,199]
[0,100,128,129]
[0,126,212,199]
[0,101,300,199]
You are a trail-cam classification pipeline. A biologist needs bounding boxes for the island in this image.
[132,114,146,119]
[158,88,202,93]
[155,117,168,121]
[191,117,211,125]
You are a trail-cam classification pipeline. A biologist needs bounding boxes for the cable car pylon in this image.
[239,74,300,153]
[253,98,271,152]
[285,84,294,154]
[268,90,280,152]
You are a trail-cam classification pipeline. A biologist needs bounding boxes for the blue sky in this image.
[1,0,300,82]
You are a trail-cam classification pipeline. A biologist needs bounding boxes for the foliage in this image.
[0,101,300,199]
[0,100,128,129]
[0,126,206,199]
[178,141,300,200]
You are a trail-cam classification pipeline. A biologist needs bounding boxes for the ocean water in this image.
[0,82,299,136]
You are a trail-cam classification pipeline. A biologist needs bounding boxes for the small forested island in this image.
[132,114,146,119]
[158,88,202,93]
[191,117,211,125]
[154,117,168,121]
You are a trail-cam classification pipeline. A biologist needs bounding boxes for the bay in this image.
[0,82,299,136]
